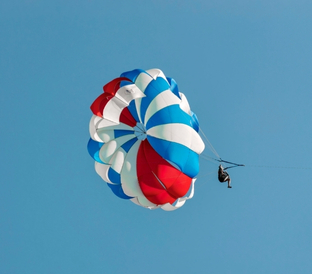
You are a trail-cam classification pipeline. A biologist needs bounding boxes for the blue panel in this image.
[127,101,140,123]
[114,129,134,139]
[140,77,170,124]
[147,136,200,178]
[107,183,132,199]
[183,150,200,178]
[87,138,104,163]
[120,69,147,83]
[121,137,138,153]
[146,104,192,130]
[190,111,200,132]
[119,80,133,87]
[166,77,181,99]
[108,168,121,184]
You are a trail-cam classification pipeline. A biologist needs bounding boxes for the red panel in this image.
[91,77,134,119]
[90,93,113,117]
[138,173,176,205]
[166,172,193,199]
[137,140,192,205]
[120,108,137,127]
[103,77,132,95]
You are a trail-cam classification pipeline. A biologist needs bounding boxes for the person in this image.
[218,164,232,188]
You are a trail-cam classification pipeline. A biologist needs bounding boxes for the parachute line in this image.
[198,127,220,159]
[246,164,312,170]
[196,121,244,170]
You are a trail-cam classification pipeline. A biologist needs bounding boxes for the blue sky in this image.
[1,1,312,273]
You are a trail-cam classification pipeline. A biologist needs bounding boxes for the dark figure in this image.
[218,164,232,188]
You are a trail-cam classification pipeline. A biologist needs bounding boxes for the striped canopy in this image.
[88,69,205,210]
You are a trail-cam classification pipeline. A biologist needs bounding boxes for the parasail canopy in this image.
[87,68,205,210]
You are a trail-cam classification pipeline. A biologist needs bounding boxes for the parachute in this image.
[87,69,205,210]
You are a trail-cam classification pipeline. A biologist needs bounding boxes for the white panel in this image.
[133,71,155,123]
[179,92,191,115]
[89,115,103,142]
[119,141,139,197]
[120,141,157,208]
[99,135,136,164]
[130,197,142,207]
[95,162,113,184]
[96,119,132,131]
[114,84,145,105]
[130,197,160,210]
[135,99,143,124]
[135,72,157,123]
[102,97,128,124]
[146,69,169,85]
[144,89,181,126]
[135,72,153,93]
[96,129,115,143]
[96,128,134,143]
[109,147,126,174]
[160,201,186,211]
[147,124,205,154]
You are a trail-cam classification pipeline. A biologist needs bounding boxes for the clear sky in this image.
[1,1,312,273]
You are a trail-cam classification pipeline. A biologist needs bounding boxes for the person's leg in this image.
[227,178,232,188]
